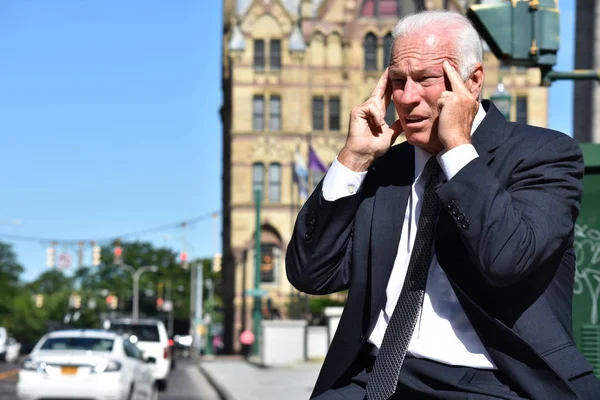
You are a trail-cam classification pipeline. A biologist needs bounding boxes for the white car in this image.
[106,319,171,391]
[17,329,157,400]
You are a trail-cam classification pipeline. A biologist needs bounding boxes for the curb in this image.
[198,362,238,400]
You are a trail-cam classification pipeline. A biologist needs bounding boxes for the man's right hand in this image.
[339,68,403,172]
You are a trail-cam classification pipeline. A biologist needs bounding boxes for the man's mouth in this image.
[405,116,427,123]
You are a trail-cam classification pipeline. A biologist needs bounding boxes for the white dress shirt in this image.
[322,104,496,369]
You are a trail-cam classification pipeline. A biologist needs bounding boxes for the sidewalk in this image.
[198,356,323,400]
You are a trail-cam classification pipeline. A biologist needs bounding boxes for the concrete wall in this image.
[261,319,307,366]
[306,326,328,359]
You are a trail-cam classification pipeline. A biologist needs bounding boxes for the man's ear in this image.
[466,63,484,99]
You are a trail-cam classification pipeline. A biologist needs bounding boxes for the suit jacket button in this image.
[305,233,312,241]
[451,207,459,216]
[457,214,465,222]
[449,200,455,206]
[461,221,470,230]
[310,218,316,226]
[446,203,453,210]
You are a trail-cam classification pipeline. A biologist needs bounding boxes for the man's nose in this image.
[399,79,420,107]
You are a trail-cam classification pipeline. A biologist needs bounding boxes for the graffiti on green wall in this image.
[574,223,600,324]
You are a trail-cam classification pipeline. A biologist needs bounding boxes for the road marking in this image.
[0,369,19,380]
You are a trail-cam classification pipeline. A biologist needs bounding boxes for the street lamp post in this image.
[253,188,262,356]
[205,278,214,356]
[117,264,158,320]
[132,265,158,320]
[490,77,512,121]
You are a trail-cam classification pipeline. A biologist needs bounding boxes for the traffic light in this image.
[180,251,189,270]
[92,245,101,266]
[46,247,55,268]
[73,294,81,309]
[112,238,123,265]
[467,0,559,84]
[212,252,222,272]
[35,294,44,308]
[69,293,81,309]
[106,295,118,310]
[113,246,122,265]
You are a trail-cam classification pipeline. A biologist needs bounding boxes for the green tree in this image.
[5,291,47,343]
[72,240,222,335]
[0,242,24,317]
[26,269,74,333]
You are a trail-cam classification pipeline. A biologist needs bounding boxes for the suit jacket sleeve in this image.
[285,179,364,295]
[436,133,584,287]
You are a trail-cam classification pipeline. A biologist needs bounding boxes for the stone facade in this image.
[220,0,549,353]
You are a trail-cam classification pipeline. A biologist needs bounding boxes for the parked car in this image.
[106,318,172,391]
[17,329,157,400]
[173,334,193,358]
[4,337,21,363]
[0,327,21,363]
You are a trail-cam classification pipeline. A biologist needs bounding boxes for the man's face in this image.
[388,32,461,153]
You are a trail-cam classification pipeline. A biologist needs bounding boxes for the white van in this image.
[106,319,171,391]
[0,327,20,363]
[0,327,6,360]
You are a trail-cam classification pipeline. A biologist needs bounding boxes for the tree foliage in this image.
[0,240,222,347]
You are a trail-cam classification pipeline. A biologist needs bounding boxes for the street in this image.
[160,358,221,400]
[0,362,19,400]
[0,357,221,400]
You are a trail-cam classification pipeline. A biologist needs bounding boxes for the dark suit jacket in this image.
[286,101,593,399]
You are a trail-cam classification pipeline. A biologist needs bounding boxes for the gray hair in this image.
[391,10,483,82]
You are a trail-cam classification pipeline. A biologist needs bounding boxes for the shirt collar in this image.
[414,102,486,181]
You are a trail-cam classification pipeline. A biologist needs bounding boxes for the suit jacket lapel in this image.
[369,144,415,323]
[471,100,509,157]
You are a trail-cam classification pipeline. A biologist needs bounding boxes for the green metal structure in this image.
[467,0,600,86]
[573,143,600,375]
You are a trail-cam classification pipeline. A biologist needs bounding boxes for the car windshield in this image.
[40,337,114,351]
[109,324,160,342]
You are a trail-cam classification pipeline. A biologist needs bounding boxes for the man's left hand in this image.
[437,61,479,151]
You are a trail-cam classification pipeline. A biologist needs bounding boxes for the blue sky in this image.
[0,0,576,281]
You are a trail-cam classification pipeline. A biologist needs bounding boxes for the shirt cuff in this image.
[322,157,368,201]
[437,144,479,180]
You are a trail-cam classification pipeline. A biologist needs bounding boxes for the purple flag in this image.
[308,145,327,173]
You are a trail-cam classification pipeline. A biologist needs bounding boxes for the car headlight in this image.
[92,360,121,373]
[22,358,48,373]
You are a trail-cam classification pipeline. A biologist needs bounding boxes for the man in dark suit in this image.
[286,10,600,400]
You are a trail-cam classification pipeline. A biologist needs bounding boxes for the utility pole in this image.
[166,280,173,337]
[190,262,196,347]
[77,241,84,268]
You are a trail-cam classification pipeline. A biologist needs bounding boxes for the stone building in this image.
[219,0,549,353]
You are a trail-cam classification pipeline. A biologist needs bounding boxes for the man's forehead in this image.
[395,32,455,53]
[389,32,457,69]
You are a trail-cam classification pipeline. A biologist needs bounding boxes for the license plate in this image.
[61,366,78,375]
